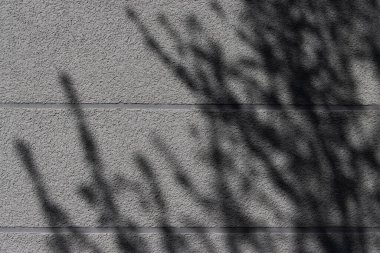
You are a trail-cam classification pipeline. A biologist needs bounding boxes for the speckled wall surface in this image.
[1,1,380,252]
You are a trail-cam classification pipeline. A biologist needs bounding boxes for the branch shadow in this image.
[14,0,380,252]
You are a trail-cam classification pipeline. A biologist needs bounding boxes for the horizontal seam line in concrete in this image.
[0,103,379,111]
[1,227,380,234]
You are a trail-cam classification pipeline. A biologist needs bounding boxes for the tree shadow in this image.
[15,0,380,252]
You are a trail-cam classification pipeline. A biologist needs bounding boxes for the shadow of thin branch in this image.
[13,0,380,252]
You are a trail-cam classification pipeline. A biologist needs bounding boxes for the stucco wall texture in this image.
[1,0,380,252]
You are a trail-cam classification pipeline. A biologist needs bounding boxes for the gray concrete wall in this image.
[1,0,379,252]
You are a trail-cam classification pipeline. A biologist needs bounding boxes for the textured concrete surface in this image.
[1,232,380,253]
[0,0,242,104]
[1,0,379,104]
[1,0,380,252]
[1,109,379,228]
